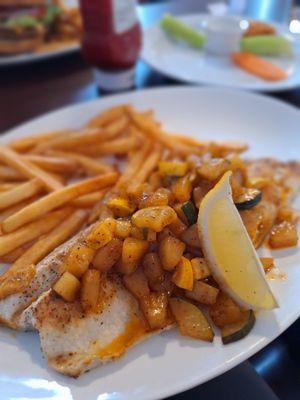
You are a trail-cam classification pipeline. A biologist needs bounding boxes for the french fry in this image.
[0,245,28,263]
[0,183,20,192]
[24,155,78,173]
[32,128,101,153]
[11,209,87,269]
[128,146,161,191]
[0,145,63,191]
[0,179,42,210]
[9,130,72,152]
[33,116,128,153]
[116,140,152,189]
[49,150,113,175]
[78,136,139,156]
[170,134,248,154]
[0,166,25,181]
[2,172,118,233]
[0,196,38,223]
[0,207,73,256]
[86,104,127,128]
[71,191,105,208]
[87,197,113,224]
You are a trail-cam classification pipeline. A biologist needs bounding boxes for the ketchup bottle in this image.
[79,0,142,92]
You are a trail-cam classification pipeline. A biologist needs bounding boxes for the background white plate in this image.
[142,14,300,92]
[0,87,299,400]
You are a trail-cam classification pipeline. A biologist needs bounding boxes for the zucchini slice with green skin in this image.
[182,200,197,225]
[235,188,262,210]
[221,310,255,345]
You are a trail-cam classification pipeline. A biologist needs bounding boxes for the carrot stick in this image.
[231,52,287,81]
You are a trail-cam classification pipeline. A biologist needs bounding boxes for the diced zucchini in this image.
[181,200,197,225]
[221,310,255,345]
[235,188,262,210]
[169,297,214,342]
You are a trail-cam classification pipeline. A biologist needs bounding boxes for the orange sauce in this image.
[98,317,146,359]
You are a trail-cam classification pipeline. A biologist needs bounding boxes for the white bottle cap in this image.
[93,68,135,91]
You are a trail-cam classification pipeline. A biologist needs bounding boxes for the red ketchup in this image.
[79,0,141,91]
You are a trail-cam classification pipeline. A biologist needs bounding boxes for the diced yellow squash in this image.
[86,218,116,249]
[191,257,211,280]
[64,245,95,278]
[159,161,188,177]
[171,175,192,203]
[115,219,131,239]
[140,292,168,329]
[53,271,80,302]
[123,268,150,299]
[180,224,201,248]
[159,235,185,271]
[92,238,123,272]
[169,217,187,236]
[138,188,170,209]
[132,206,177,232]
[185,281,219,305]
[172,256,194,291]
[277,206,299,224]
[146,229,157,242]
[209,292,244,328]
[107,197,136,217]
[260,257,274,273]
[143,252,164,289]
[80,269,101,312]
[197,158,230,181]
[246,177,271,189]
[169,297,214,342]
[118,237,149,275]
[131,226,146,240]
[269,221,298,249]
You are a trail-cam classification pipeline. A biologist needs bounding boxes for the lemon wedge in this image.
[198,171,278,310]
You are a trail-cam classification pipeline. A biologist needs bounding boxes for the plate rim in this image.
[0,43,80,67]
[1,85,300,400]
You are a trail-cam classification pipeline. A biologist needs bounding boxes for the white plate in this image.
[0,87,299,400]
[142,14,300,92]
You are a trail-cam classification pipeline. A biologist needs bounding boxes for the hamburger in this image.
[0,0,60,54]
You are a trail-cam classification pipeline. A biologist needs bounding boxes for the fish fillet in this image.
[19,274,155,377]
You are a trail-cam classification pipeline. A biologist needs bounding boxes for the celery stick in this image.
[160,14,204,49]
[240,35,293,56]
